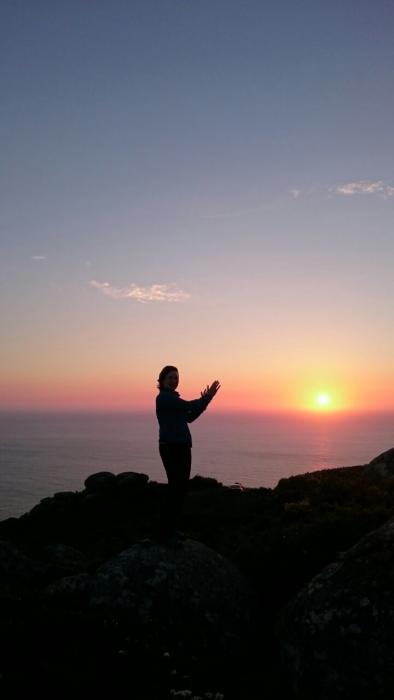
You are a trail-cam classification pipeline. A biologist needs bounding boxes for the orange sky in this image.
[2,364,394,413]
[3,272,394,414]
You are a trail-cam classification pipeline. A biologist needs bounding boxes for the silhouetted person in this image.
[155,365,220,542]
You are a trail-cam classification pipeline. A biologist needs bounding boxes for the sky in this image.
[1,0,394,413]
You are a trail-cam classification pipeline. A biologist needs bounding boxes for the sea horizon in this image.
[1,407,394,417]
[1,409,393,521]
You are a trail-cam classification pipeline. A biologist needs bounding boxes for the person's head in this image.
[157,365,179,391]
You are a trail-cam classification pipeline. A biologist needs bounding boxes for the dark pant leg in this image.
[159,443,192,536]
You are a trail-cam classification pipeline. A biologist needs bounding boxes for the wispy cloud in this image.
[89,280,190,303]
[334,180,394,198]
[288,186,318,200]
[31,255,46,261]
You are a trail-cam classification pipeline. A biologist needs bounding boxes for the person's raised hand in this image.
[207,380,221,398]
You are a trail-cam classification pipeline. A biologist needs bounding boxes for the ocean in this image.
[0,410,393,521]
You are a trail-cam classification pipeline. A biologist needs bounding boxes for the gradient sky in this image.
[1,1,394,413]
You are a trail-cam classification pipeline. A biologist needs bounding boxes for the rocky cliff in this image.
[2,448,394,698]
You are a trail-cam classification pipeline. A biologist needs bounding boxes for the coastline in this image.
[1,448,394,696]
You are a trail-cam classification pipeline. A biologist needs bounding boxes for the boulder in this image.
[40,543,88,576]
[0,539,47,586]
[189,475,222,490]
[84,472,117,493]
[115,471,149,492]
[278,518,394,699]
[43,538,257,659]
[365,448,394,477]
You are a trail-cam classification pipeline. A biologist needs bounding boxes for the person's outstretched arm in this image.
[186,380,221,423]
[157,380,220,423]
[185,394,212,423]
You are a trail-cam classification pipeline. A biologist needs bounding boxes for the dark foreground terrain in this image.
[1,447,394,699]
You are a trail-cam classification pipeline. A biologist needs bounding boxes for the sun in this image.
[314,392,332,409]
[295,384,347,413]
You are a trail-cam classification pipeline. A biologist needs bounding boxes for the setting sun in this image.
[293,382,349,413]
[315,392,332,408]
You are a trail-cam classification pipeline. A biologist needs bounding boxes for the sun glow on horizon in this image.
[294,384,348,413]
[309,390,341,413]
[315,392,331,408]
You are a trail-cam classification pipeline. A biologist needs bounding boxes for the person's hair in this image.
[157,365,178,390]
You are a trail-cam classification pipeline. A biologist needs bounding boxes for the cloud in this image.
[31,255,46,260]
[288,186,318,200]
[89,280,190,303]
[334,180,394,198]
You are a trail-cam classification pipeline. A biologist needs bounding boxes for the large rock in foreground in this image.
[44,538,257,661]
[365,448,394,477]
[278,519,394,699]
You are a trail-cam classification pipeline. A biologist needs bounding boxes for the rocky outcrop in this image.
[2,452,394,697]
[278,518,394,699]
[43,538,257,660]
[84,470,149,494]
[0,539,47,585]
[364,448,394,477]
[39,543,89,577]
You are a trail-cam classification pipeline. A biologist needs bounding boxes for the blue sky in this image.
[1,1,394,411]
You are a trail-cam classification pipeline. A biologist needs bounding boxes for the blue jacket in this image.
[156,388,212,446]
